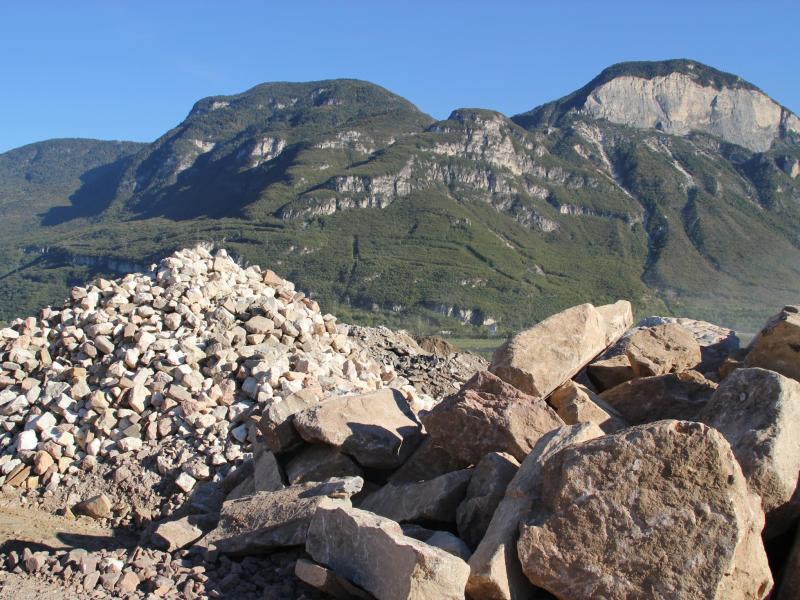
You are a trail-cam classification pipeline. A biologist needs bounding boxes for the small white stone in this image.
[117,437,142,452]
[86,438,102,456]
[33,412,57,432]
[16,429,37,451]
[175,472,196,493]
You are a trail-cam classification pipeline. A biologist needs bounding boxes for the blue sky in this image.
[1,1,797,153]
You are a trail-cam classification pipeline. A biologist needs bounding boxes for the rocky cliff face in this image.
[578,72,797,152]
[517,60,800,153]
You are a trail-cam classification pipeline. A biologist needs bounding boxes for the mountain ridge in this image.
[1,59,798,333]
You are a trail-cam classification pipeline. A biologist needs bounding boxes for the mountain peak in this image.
[514,59,799,152]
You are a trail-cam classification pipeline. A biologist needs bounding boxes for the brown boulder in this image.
[490,301,632,398]
[586,354,635,392]
[517,421,772,600]
[306,504,470,600]
[388,438,469,484]
[549,380,627,433]
[152,516,204,552]
[293,388,423,469]
[201,477,362,555]
[294,558,373,599]
[745,306,800,383]
[360,469,472,524]
[285,444,364,484]
[466,423,604,600]
[599,370,716,424]
[74,494,113,520]
[421,371,563,464]
[699,367,800,537]
[258,388,320,453]
[456,452,519,549]
[625,323,701,377]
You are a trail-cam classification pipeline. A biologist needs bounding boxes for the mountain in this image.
[0,61,798,333]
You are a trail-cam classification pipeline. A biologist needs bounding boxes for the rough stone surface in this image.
[549,380,627,433]
[586,354,634,392]
[293,388,423,469]
[402,525,473,561]
[201,478,362,555]
[258,389,320,453]
[294,558,373,599]
[360,469,472,524]
[306,504,471,600]
[466,423,604,600]
[285,444,363,484]
[490,301,633,398]
[625,323,702,377]
[517,421,773,600]
[699,367,800,537]
[388,438,468,484]
[456,452,519,549]
[152,516,204,552]
[570,70,797,153]
[745,306,800,383]
[421,371,563,464]
[599,370,717,424]
[253,447,285,492]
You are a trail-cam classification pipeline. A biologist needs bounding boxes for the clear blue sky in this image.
[1,1,797,153]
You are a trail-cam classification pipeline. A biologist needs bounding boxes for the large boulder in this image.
[200,477,362,555]
[599,370,716,424]
[306,504,470,600]
[456,452,519,549]
[624,323,701,377]
[466,423,604,600]
[517,421,772,600]
[421,371,563,464]
[699,368,800,537]
[636,315,740,374]
[587,315,738,390]
[293,388,423,469]
[549,380,627,433]
[489,301,632,398]
[745,306,800,383]
[360,469,472,524]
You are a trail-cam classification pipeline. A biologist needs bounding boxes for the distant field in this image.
[446,337,502,359]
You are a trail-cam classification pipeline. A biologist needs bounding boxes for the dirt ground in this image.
[0,495,138,599]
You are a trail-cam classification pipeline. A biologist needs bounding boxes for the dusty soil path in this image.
[0,495,139,599]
